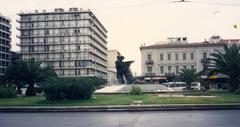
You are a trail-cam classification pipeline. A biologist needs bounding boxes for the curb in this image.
[1,104,240,112]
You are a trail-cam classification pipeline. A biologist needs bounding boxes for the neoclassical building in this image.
[17,8,108,78]
[140,36,240,83]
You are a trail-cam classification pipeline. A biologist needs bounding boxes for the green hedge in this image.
[0,86,17,98]
[43,77,104,101]
[130,86,142,95]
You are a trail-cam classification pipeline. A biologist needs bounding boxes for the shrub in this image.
[43,77,97,101]
[130,86,142,95]
[43,83,65,101]
[63,83,94,100]
[235,90,240,95]
[0,86,17,98]
[25,85,37,96]
[89,77,107,88]
[36,87,43,93]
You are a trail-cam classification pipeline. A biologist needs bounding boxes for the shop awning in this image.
[152,77,167,80]
[209,73,229,80]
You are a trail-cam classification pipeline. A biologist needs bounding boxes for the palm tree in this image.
[22,59,57,96]
[3,60,25,94]
[179,68,197,90]
[207,44,240,92]
[4,59,57,96]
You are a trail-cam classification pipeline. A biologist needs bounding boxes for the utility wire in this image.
[92,0,240,10]
[93,1,170,10]
[192,1,240,6]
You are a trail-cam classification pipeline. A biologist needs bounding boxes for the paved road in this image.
[1,110,240,127]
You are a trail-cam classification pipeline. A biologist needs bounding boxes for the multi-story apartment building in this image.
[17,8,108,78]
[0,13,11,77]
[140,36,240,83]
[107,50,120,85]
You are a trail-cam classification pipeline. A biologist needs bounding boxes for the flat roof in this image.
[18,8,107,32]
[140,39,240,50]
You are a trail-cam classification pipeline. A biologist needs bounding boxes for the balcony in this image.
[145,60,154,65]
[165,73,175,76]
[145,73,155,76]
[201,58,208,63]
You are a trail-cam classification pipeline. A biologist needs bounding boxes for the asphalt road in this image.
[1,110,240,127]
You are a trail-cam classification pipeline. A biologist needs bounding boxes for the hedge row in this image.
[0,86,17,98]
[43,77,106,101]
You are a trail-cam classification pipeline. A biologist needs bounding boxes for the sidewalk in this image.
[1,104,240,112]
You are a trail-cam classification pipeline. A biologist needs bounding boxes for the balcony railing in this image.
[201,58,208,63]
[145,73,155,76]
[145,60,154,65]
[165,73,175,76]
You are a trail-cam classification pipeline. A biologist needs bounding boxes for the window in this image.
[44,45,49,52]
[191,65,195,70]
[31,38,34,44]
[160,66,164,74]
[147,66,152,73]
[203,53,207,60]
[44,38,47,43]
[191,53,194,60]
[168,54,171,61]
[175,53,178,61]
[168,66,171,73]
[29,46,34,52]
[176,66,179,74]
[74,29,80,34]
[147,54,152,61]
[61,54,64,59]
[47,62,53,67]
[60,37,64,42]
[76,45,80,51]
[75,69,80,75]
[75,61,88,67]
[75,69,77,75]
[160,54,163,61]
[183,65,187,69]
[183,53,186,60]
[60,70,64,76]
[45,30,49,35]
[59,61,64,68]
[61,46,65,51]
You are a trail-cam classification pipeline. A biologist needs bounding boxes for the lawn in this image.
[0,91,240,106]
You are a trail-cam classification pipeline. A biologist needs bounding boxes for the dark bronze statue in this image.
[115,55,134,84]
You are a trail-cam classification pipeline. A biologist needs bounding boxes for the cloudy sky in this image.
[1,0,240,75]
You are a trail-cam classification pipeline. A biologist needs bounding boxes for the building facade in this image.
[10,51,21,63]
[17,8,108,78]
[0,14,11,77]
[140,36,240,83]
[107,50,120,85]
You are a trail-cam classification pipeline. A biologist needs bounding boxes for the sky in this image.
[0,0,240,75]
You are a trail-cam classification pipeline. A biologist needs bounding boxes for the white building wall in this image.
[107,50,120,85]
[141,41,227,77]
[18,8,108,78]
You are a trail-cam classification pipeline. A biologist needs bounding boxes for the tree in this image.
[3,60,25,94]
[22,59,57,96]
[4,59,57,96]
[207,44,240,92]
[179,68,197,90]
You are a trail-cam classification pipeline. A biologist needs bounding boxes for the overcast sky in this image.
[1,0,240,75]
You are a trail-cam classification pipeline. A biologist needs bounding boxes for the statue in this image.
[115,55,134,84]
